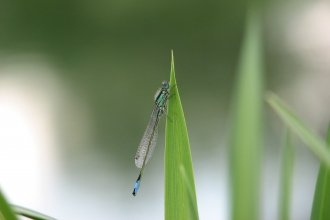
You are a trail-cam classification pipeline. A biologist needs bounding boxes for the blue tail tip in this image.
[132,174,141,197]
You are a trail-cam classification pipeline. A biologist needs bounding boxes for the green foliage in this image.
[230,6,263,220]
[279,130,295,220]
[311,123,330,220]
[164,51,199,220]
[0,192,56,220]
[266,92,330,167]
[0,189,17,220]
[11,205,57,220]
[266,93,330,219]
[180,165,199,220]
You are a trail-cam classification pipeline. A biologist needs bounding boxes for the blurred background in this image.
[1,1,330,219]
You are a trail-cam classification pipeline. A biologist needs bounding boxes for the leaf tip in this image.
[170,50,176,86]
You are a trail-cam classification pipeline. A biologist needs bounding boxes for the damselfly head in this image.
[162,81,169,89]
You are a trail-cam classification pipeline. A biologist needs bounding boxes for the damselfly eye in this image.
[162,81,169,89]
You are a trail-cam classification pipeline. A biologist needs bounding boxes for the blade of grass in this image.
[165,51,199,220]
[11,205,56,220]
[180,165,199,220]
[0,189,17,220]
[279,129,295,220]
[230,6,264,220]
[266,92,330,167]
[311,122,330,220]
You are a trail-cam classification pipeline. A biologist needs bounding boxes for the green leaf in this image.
[266,92,330,167]
[164,51,199,220]
[311,123,330,220]
[279,129,295,220]
[11,205,56,220]
[0,189,17,220]
[230,6,264,220]
[180,165,199,220]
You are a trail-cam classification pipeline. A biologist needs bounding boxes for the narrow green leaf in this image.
[279,129,295,220]
[165,51,199,220]
[180,165,199,220]
[311,122,330,220]
[230,6,263,220]
[0,189,17,220]
[266,92,330,167]
[11,205,56,220]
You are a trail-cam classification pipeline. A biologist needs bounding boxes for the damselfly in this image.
[132,81,170,196]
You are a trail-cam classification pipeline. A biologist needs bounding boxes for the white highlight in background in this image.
[0,56,60,210]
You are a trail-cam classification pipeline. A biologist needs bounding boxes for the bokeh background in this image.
[1,1,330,219]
